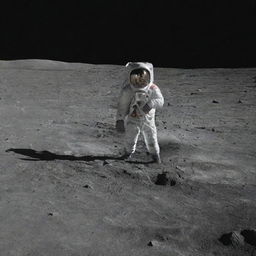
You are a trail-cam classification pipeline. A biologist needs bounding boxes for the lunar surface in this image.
[0,59,256,256]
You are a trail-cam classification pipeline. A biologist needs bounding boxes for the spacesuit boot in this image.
[151,153,161,164]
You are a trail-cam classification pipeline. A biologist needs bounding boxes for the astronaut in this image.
[116,62,164,163]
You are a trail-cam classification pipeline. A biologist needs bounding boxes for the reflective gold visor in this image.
[130,69,150,88]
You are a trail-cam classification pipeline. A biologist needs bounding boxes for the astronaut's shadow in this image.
[5,148,155,164]
[5,148,125,162]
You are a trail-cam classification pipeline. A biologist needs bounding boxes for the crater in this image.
[155,172,177,186]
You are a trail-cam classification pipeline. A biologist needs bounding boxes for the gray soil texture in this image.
[0,60,256,256]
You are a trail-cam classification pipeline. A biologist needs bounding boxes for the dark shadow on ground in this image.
[6,148,124,161]
[5,148,155,164]
[125,159,155,165]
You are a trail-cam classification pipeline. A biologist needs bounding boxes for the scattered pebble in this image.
[196,126,206,130]
[103,160,109,166]
[123,170,131,176]
[231,231,245,247]
[83,184,93,189]
[147,240,159,247]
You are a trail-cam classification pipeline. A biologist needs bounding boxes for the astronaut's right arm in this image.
[116,85,131,133]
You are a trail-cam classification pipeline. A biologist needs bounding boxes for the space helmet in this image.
[125,62,154,91]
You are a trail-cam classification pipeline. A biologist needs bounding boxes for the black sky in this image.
[1,0,256,67]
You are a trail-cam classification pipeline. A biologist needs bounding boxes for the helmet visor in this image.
[130,69,150,88]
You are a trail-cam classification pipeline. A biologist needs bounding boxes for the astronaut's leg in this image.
[124,119,141,159]
[142,121,161,163]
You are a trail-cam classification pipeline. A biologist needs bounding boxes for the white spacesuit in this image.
[116,62,164,163]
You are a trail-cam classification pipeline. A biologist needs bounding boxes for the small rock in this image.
[176,166,185,172]
[83,184,93,189]
[103,160,109,166]
[147,240,159,247]
[123,170,131,176]
[212,128,215,132]
[238,100,243,104]
[230,231,244,247]
[219,230,256,247]
[196,126,206,130]
[48,212,54,216]
[167,102,171,106]
[241,229,256,246]
[212,100,219,104]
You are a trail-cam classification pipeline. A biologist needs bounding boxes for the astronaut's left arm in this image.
[144,87,164,113]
